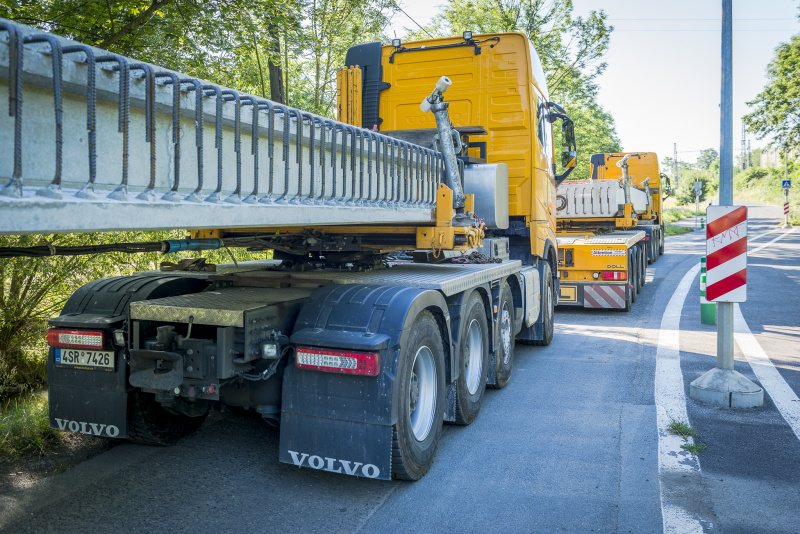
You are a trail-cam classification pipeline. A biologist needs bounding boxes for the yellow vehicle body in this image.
[589,152,666,226]
[557,231,644,310]
[342,33,559,263]
[556,152,667,310]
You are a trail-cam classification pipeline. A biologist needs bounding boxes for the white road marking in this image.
[655,263,703,533]
[747,225,783,243]
[735,305,800,441]
[750,227,796,254]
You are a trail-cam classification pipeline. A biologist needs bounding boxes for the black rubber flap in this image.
[279,411,392,480]
[49,385,127,438]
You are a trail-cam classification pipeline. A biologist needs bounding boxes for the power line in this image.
[394,6,435,39]
[609,18,796,21]
[613,29,799,32]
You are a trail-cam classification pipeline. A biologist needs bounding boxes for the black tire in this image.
[658,227,665,255]
[454,292,489,425]
[491,282,516,387]
[639,245,647,288]
[635,247,643,293]
[533,262,554,347]
[630,250,638,304]
[621,254,633,312]
[647,236,655,265]
[126,391,207,446]
[392,311,446,481]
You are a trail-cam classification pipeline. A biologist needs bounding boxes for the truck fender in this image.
[285,283,451,428]
[47,274,212,439]
[281,284,451,480]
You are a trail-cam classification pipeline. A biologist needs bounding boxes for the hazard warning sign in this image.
[706,205,747,302]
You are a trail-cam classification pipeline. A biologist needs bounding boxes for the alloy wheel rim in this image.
[409,345,436,442]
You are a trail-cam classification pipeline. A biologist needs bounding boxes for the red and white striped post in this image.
[706,205,747,302]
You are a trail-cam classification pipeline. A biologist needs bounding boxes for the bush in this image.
[0,391,61,457]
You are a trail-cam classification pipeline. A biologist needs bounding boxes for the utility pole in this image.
[689,0,763,408]
[747,140,751,169]
[673,143,679,186]
[741,122,747,170]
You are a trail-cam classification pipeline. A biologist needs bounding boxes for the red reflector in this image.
[295,346,380,377]
[47,328,104,349]
[601,271,627,281]
[643,236,650,241]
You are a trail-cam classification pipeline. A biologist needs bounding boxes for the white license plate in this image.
[55,348,114,370]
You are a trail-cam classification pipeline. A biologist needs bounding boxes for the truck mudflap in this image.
[280,284,451,480]
[47,347,129,438]
[558,282,630,309]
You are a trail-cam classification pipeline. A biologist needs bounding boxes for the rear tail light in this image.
[643,236,650,241]
[47,329,104,349]
[295,346,380,377]
[601,271,627,281]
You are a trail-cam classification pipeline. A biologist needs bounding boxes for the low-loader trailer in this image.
[555,152,668,311]
[0,23,577,480]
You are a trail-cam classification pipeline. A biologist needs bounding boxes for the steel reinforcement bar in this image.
[0,19,444,235]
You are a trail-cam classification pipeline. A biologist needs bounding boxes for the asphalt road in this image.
[1,202,797,533]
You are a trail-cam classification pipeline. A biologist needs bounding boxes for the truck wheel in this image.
[454,292,489,425]
[659,228,665,255]
[392,311,446,481]
[126,392,207,446]
[647,238,655,265]
[630,251,638,304]
[533,263,554,347]
[491,282,517,385]
[639,246,647,288]
[622,255,633,312]
[634,247,643,294]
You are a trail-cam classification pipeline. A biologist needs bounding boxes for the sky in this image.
[385,0,800,167]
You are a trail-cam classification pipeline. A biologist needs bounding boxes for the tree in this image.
[564,102,622,179]
[284,0,395,116]
[743,33,800,150]
[2,0,303,98]
[696,148,719,171]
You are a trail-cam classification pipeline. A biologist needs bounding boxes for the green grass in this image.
[664,224,695,236]
[0,391,61,457]
[663,207,706,224]
[667,419,706,457]
[681,443,707,456]
[667,419,700,438]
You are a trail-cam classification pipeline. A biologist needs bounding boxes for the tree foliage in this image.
[285,0,395,115]
[743,33,800,150]
[696,148,719,171]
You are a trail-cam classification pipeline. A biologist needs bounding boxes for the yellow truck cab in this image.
[342,33,577,342]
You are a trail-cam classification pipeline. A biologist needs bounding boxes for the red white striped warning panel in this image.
[584,284,627,309]
[785,202,790,215]
[706,205,747,302]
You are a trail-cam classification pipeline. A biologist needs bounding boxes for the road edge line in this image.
[655,262,704,534]
[734,304,800,442]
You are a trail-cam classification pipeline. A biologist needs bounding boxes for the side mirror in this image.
[561,150,577,168]
[562,119,576,147]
